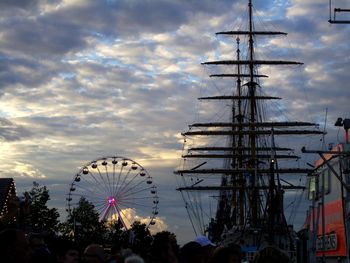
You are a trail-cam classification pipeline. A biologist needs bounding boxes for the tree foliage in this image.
[127,221,153,257]
[18,182,172,250]
[23,181,60,235]
[65,197,107,246]
[151,231,180,263]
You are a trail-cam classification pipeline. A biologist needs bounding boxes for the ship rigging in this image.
[174,0,324,256]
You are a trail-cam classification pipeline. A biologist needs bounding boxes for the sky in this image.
[1,0,350,245]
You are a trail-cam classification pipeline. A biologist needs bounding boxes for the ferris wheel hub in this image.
[108,196,117,205]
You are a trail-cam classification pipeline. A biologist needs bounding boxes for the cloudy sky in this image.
[1,0,350,244]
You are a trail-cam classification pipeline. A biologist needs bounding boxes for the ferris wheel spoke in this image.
[74,186,107,202]
[89,172,111,197]
[113,167,133,197]
[70,184,96,197]
[69,198,105,210]
[69,190,106,203]
[102,205,116,223]
[82,171,109,196]
[118,194,153,205]
[103,164,114,196]
[118,200,154,208]
[114,172,140,197]
[95,167,112,196]
[117,173,141,194]
[103,205,117,223]
[118,185,152,199]
[80,170,97,186]
[115,208,131,229]
[119,196,155,201]
[95,202,108,211]
[112,161,117,197]
[95,204,108,213]
[117,206,133,228]
[116,178,148,198]
[97,203,110,219]
[114,164,126,197]
[118,199,155,208]
[111,205,125,228]
[73,181,105,198]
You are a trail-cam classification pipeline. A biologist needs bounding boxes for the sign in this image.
[316,233,337,251]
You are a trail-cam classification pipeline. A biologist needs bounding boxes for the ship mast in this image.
[175,0,324,246]
[248,0,258,227]
[236,36,245,226]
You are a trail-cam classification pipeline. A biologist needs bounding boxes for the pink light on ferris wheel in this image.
[108,197,116,205]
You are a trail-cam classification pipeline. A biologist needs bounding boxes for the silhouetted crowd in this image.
[0,227,291,263]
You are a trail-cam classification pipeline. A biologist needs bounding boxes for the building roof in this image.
[0,178,16,216]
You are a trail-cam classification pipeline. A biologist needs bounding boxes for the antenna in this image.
[321,108,328,150]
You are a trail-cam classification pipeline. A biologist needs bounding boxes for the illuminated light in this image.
[108,197,116,205]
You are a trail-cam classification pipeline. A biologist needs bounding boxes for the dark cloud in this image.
[0,56,57,88]
[0,117,32,141]
[62,0,236,37]
[0,0,38,8]
[0,17,87,56]
[0,0,235,58]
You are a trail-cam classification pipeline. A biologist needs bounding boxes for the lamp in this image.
[335,117,350,143]
[335,117,343,127]
[343,119,350,130]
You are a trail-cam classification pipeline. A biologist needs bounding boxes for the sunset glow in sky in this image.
[1,0,350,244]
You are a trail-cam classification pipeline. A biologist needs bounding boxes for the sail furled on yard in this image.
[174,0,323,253]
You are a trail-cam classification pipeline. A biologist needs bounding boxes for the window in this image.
[308,176,317,200]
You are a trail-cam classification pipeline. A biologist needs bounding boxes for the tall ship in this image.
[174,0,324,260]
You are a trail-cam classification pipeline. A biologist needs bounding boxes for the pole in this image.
[321,170,326,262]
[73,216,76,241]
[248,0,258,227]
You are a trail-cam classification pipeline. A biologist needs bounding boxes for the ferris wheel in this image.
[66,156,159,229]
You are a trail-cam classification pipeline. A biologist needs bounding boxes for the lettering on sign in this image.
[316,233,337,251]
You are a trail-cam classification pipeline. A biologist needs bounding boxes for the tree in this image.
[104,218,127,246]
[64,197,107,246]
[151,231,180,263]
[23,181,60,235]
[127,221,153,257]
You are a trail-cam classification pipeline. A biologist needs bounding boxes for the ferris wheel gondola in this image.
[66,156,158,229]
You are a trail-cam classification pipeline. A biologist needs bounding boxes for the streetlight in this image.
[334,118,350,143]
